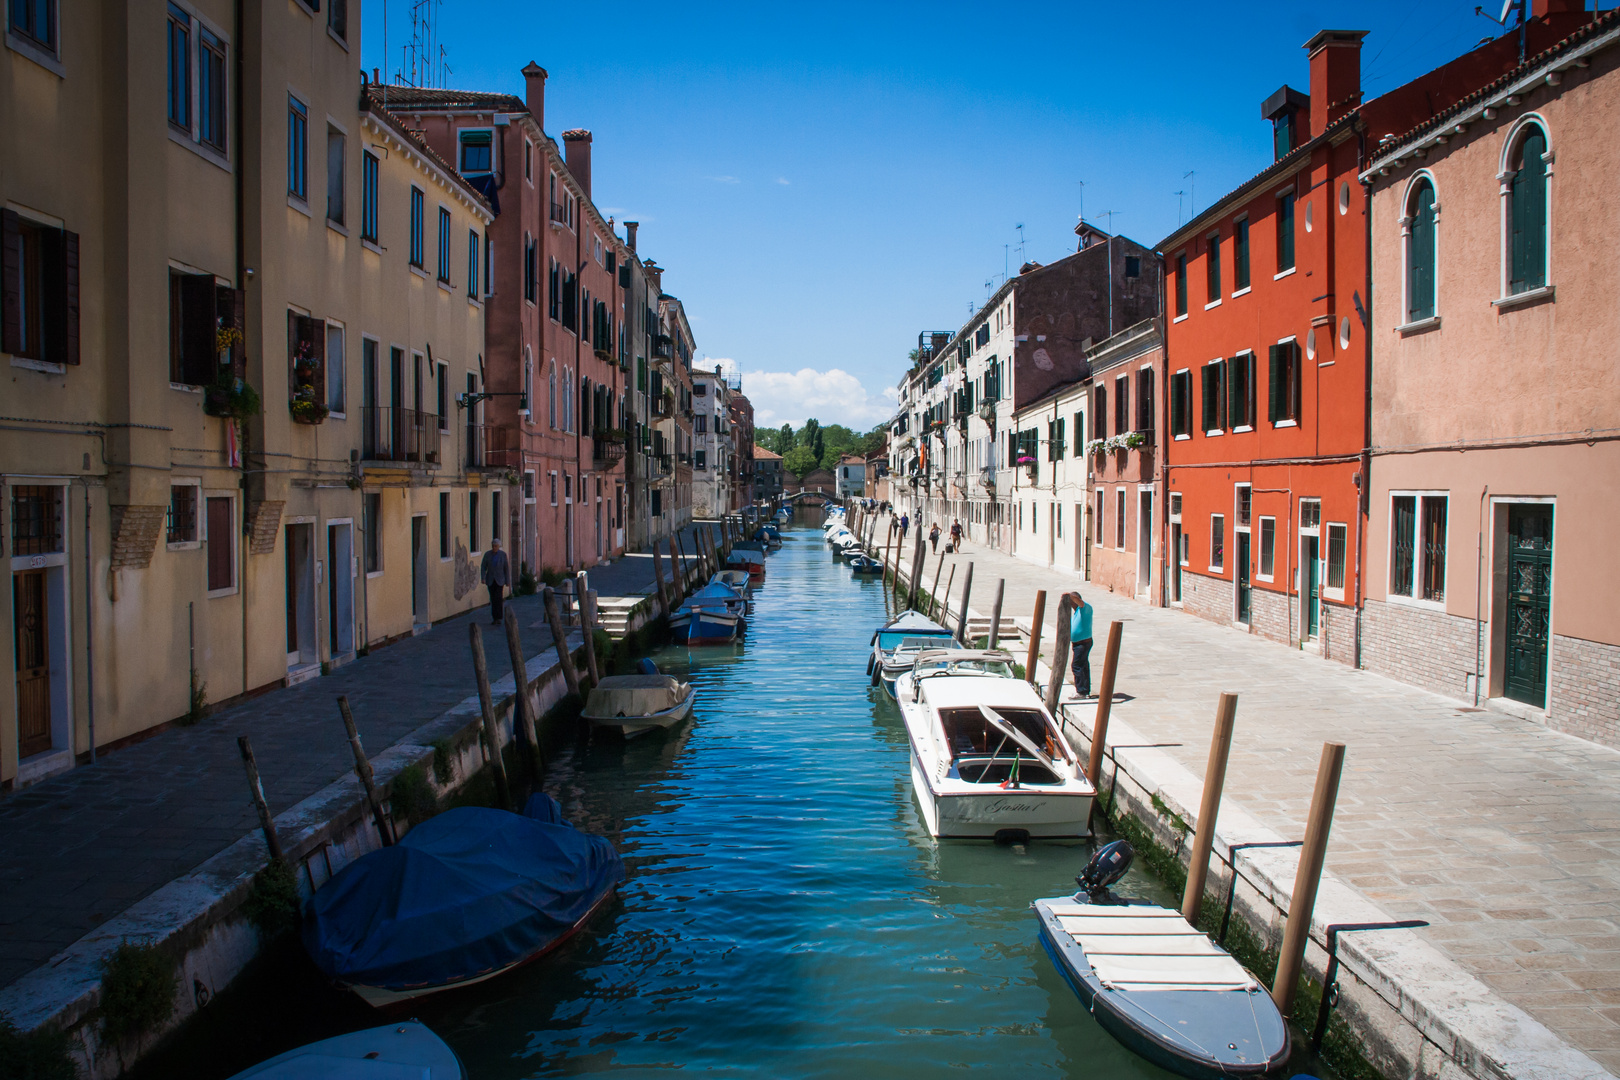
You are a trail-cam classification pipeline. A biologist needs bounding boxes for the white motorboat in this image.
[868,610,958,695]
[225,1020,464,1079]
[581,673,696,737]
[894,659,1095,840]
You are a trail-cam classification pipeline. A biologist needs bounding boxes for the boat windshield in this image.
[917,658,1015,678]
[876,630,952,651]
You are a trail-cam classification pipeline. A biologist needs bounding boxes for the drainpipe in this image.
[235,0,249,697]
[1476,484,1489,705]
[83,485,95,763]
[1356,126,1372,671]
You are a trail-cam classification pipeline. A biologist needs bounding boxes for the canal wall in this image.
[0,631,592,1080]
[875,540,1609,1080]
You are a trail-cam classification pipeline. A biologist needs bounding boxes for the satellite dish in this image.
[1499,0,1514,23]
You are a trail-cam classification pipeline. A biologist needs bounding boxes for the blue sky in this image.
[361,0,1548,430]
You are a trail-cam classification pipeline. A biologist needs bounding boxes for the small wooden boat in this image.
[895,663,1094,838]
[303,801,622,1007]
[868,610,958,695]
[710,569,752,594]
[724,548,765,581]
[1035,842,1290,1078]
[672,582,748,644]
[582,673,696,737]
[225,1020,464,1079]
[850,555,884,575]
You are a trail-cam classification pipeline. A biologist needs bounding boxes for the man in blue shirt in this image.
[1067,592,1095,698]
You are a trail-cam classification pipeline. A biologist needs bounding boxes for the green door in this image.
[1235,532,1252,623]
[1504,505,1553,706]
[1303,536,1320,639]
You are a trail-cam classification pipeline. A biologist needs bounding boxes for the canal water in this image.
[135,521,1328,1079]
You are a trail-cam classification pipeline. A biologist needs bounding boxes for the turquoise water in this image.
[133,521,1328,1079]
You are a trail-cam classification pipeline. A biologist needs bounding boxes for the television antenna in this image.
[1016,223,1027,265]
[1183,171,1196,217]
[1174,190,1186,225]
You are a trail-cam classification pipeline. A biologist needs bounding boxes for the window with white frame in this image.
[1325,522,1348,601]
[1503,120,1550,297]
[325,321,345,414]
[1258,516,1276,581]
[1115,488,1126,549]
[1210,514,1225,572]
[549,471,558,506]
[1389,493,1447,603]
[166,481,201,547]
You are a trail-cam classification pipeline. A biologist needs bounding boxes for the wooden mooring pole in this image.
[882,522,896,591]
[1086,621,1124,785]
[939,564,956,624]
[907,529,926,609]
[237,735,285,864]
[651,542,671,615]
[1272,741,1346,1015]
[988,578,1005,649]
[467,623,513,811]
[929,549,947,617]
[1043,593,1076,714]
[954,562,973,638]
[1025,590,1047,687]
[505,605,548,777]
[337,694,396,846]
[1181,692,1239,924]
[578,580,602,687]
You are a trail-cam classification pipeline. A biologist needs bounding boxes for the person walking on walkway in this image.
[929,523,941,553]
[950,519,963,551]
[481,538,511,624]
[1067,591,1095,698]
[899,513,909,542]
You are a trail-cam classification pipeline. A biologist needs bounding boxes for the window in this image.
[1326,523,1347,597]
[1205,232,1221,303]
[8,0,55,52]
[205,496,235,591]
[325,322,345,413]
[1115,488,1126,549]
[1268,341,1300,424]
[363,492,381,573]
[522,351,533,416]
[1273,110,1296,160]
[167,6,191,130]
[459,130,492,175]
[1170,370,1192,437]
[1136,368,1155,433]
[167,484,199,545]
[1227,352,1254,429]
[1390,494,1447,602]
[10,485,62,555]
[409,187,424,267]
[1236,485,1251,528]
[1125,255,1141,278]
[1299,498,1320,532]
[1093,384,1107,439]
[198,29,228,153]
[361,151,379,242]
[1234,218,1250,292]
[695,449,707,469]
[1259,517,1276,580]
[1095,490,1105,544]
[1201,359,1225,433]
[548,361,557,428]
[436,361,448,430]
[468,492,480,552]
[549,471,558,506]
[1175,253,1188,316]
[1406,178,1436,321]
[1507,125,1548,295]
[484,230,492,297]
[1072,412,1085,456]
[548,258,560,319]
[287,311,324,401]
[1276,190,1295,273]
[168,271,217,385]
[524,139,532,181]
[327,0,347,39]
[1210,514,1225,572]
[695,414,707,434]
[326,126,345,224]
[523,235,536,302]
[490,490,502,549]
[468,229,479,297]
[437,207,451,282]
[287,95,308,201]
[1114,375,1129,434]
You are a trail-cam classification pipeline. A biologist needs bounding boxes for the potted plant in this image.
[204,374,261,420]
[1017,454,1038,482]
[290,386,329,424]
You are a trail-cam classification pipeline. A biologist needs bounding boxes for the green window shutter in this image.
[1277,192,1295,271]
[1056,417,1065,458]
[1290,343,1301,420]
[1408,180,1436,321]
[1268,345,1281,423]
[1510,130,1547,293]
[1201,365,1215,431]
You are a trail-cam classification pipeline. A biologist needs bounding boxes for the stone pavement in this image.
[0,521,721,993]
[870,510,1620,1073]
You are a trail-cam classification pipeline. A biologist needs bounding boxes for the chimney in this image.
[643,259,663,293]
[563,129,593,201]
[521,62,547,131]
[625,221,638,252]
[1533,0,1581,14]
[1305,30,1367,138]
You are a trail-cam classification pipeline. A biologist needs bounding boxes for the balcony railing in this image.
[592,431,626,465]
[654,334,672,359]
[362,407,442,465]
[464,422,518,470]
[549,202,567,225]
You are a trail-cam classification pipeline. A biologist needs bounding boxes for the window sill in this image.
[168,128,233,174]
[1233,425,1254,434]
[367,570,385,580]
[1231,286,1252,299]
[1172,313,1189,324]
[1323,589,1347,604]
[1385,593,1448,613]
[1204,429,1224,438]
[1274,419,1298,428]
[1274,267,1297,281]
[288,195,311,218]
[11,357,65,374]
[1173,433,1191,441]
[327,26,350,51]
[207,586,240,599]
[170,382,203,394]
[1396,315,1441,336]
[362,238,383,255]
[1256,574,1274,584]
[6,31,64,77]
[327,411,346,420]
[438,279,454,293]
[410,264,429,280]
[1204,299,1222,311]
[167,541,202,552]
[1208,566,1225,575]
[467,295,482,308]
[327,219,349,237]
[1492,285,1554,311]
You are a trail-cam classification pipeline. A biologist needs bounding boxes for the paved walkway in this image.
[0,522,721,993]
[869,510,1620,1073]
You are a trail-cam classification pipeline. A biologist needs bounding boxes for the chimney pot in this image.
[521,62,548,132]
[625,221,639,252]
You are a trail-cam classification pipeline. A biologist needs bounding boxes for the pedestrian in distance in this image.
[899,513,909,542]
[481,538,511,624]
[1067,591,1095,698]
[950,518,963,551]
[929,523,941,553]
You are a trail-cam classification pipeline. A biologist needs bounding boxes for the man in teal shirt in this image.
[1067,592,1095,698]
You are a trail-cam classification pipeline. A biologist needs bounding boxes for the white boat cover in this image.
[584,675,686,718]
[1045,903,1256,992]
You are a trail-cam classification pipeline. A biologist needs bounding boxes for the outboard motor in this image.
[1076,840,1134,903]
[636,658,659,676]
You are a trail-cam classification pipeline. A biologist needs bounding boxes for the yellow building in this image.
[0,0,502,789]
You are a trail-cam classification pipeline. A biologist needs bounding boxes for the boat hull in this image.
[671,608,744,644]
[225,1020,464,1079]
[582,686,695,738]
[908,753,1092,838]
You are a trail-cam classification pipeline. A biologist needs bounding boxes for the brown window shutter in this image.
[181,274,216,384]
[287,308,300,396]
[232,288,245,377]
[206,497,234,590]
[1,210,21,354]
[312,317,327,402]
[55,230,80,364]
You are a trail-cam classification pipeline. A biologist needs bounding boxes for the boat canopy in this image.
[684,582,744,604]
[871,611,953,647]
[302,806,623,992]
[912,648,1017,674]
[585,675,686,719]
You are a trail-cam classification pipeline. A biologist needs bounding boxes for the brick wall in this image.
[246,500,284,556]
[108,505,164,570]
[1250,585,1290,643]
[1361,598,1480,700]
[1321,600,1357,665]
[1550,634,1620,750]
[1180,570,1233,625]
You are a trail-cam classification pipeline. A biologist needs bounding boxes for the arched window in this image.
[1506,122,1549,296]
[548,361,557,429]
[1405,177,1437,322]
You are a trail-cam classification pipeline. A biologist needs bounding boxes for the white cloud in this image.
[704,360,896,431]
[706,175,741,184]
[775,176,791,185]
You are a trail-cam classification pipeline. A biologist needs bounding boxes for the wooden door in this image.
[1236,532,1252,623]
[1303,537,1320,639]
[1505,505,1553,706]
[13,570,52,758]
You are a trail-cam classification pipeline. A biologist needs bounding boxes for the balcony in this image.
[653,392,673,417]
[463,422,518,470]
[361,407,442,465]
[592,430,626,466]
[655,453,672,475]
[549,202,567,226]
[654,334,672,360]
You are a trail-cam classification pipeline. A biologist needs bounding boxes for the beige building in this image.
[1360,13,1620,748]
[1,0,502,789]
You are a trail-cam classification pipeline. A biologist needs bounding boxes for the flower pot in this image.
[291,411,325,425]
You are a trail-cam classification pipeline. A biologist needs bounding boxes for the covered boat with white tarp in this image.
[581,673,696,737]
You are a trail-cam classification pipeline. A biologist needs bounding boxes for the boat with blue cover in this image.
[225,1020,463,1079]
[1034,842,1290,1078]
[849,555,884,575]
[671,581,747,644]
[868,610,958,694]
[302,797,623,1007]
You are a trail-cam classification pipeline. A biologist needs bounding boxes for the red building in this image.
[382,63,628,575]
[1159,8,1590,662]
